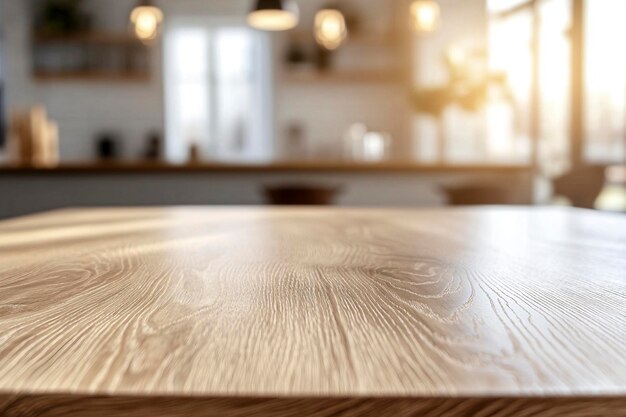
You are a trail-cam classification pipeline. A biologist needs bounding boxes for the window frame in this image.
[163,16,274,163]
[490,0,625,169]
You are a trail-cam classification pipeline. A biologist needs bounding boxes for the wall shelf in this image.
[33,31,145,45]
[288,31,399,47]
[31,31,151,83]
[283,70,403,84]
[33,71,150,83]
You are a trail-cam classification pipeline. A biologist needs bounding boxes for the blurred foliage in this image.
[412,48,512,116]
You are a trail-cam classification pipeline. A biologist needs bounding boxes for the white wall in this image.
[1,0,415,162]
[274,0,412,159]
[1,0,165,160]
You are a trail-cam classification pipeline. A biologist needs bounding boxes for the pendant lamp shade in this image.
[248,0,299,31]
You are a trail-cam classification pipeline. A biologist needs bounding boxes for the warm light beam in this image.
[411,0,441,32]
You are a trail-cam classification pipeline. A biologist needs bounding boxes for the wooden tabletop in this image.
[0,207,624,416]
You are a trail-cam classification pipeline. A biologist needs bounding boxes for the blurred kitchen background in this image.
[0,0,624,218]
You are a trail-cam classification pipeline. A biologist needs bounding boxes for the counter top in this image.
[0,161,533,174]
[1,207,624,416]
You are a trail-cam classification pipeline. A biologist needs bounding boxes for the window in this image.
[487,0,572,175]
[415,0,625,170]
[487,0,626,170]
[164,19,272,163]
[487,5,534,163]
[584,0,626,163]
[537,0,572,175]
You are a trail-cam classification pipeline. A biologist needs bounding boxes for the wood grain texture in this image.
[1,395,625,417]
[0,207,625,416]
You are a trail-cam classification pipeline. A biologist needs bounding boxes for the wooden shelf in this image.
[0,161,533,175]
[32,31,151,83]
[289,31,398,46]
[33,71,150,83]
[33,31,145,45]
[283,70,403,84]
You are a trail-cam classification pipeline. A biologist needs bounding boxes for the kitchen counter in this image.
[0,207,624,416]
[0,161,532,174]
[0,162,534,219]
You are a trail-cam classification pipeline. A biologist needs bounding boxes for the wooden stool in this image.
[264,185,341,205]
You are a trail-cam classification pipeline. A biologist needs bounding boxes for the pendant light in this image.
[248,0,299,31]
[411,0,441,33]
[130,0,164,42]
[314,8,348,50]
